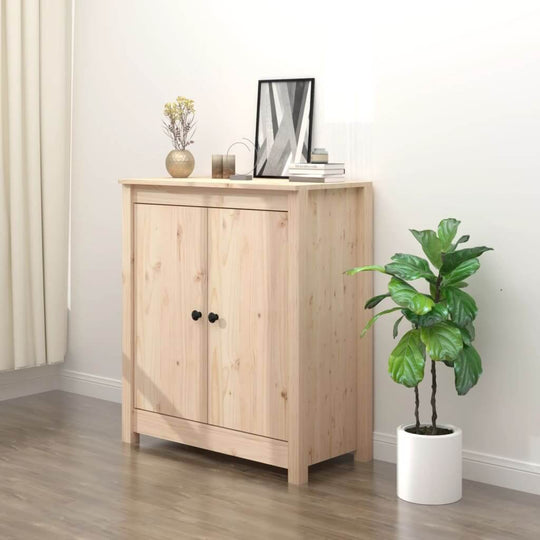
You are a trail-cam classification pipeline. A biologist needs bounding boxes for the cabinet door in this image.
[134,204,207,422]
[208,209,288,440]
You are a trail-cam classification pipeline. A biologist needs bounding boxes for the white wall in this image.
[370,1,540,494]
[68,0,540,493]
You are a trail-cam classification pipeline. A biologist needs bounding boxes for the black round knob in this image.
[208,312,219,323]
[191,310,202,321]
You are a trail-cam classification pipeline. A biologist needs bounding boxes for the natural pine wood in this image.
[121,179,374,483]
[121,185,138,444]
[2,392,539,540]
[303,188,360,465]
[286,188,371,483]
[134,204,208,422]
[287,190,310,485]
[133,185,288,211]
[208,208,289,440]
[135,409,288,468]
[120,177,371,191]
[356,183,374,461]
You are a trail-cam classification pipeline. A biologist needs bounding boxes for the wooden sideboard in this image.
[120,177,373,484]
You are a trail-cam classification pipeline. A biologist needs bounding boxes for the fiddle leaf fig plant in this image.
[346,219,492,435]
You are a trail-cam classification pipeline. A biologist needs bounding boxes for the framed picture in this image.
[254,78,314,178]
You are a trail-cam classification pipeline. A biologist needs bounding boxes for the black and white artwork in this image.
[254,78,314,178]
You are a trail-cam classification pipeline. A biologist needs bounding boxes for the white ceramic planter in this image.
[397,424,462,505]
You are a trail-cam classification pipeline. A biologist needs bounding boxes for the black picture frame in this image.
[253,78,315,179]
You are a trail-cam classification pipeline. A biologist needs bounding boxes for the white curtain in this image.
[0,0,71,370]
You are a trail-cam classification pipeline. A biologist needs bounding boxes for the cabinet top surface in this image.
[119,177,371,191]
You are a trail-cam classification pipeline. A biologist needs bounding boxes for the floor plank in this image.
[0,391,538,539]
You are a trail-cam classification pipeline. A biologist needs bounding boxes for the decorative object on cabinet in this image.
[212,154,223,178]
[211,154,235,179]
[254,78,314,178]
[222,155,236,178]
[163,96,196,178]
[311,148,329,163]
[288,162,345,183]
[227,138,255,180]
[212,139,255,180]
[346,219,492,504]
[165,150,195,179]
[120,176,373,485]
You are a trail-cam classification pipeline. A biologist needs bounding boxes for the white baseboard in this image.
[60,369,121,403]
[374,431,540,496]
[0,364,60,401]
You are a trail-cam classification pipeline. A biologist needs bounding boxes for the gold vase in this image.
[166,149,195,178]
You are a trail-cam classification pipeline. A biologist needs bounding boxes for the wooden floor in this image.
[0,392,538,540]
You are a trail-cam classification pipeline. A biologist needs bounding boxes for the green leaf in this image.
[388,329,426,387]
[455,235,470,246]
[410,294,435,315]
[438,218,460,252]
[360,307,403,337]
[454,345,482,395]
[385,253,436,282]
[420,321,463,362]
[393,315,404,339]
[410,229,442,268]
[458,326,472,346]
[443,258,481,286]
[445,287,478,326]
[447,235,470,253]
[402,302,449,327]
[423,303,450,325]
[364,294,390,309]
[441,246,493,274]
[466,322,476,341]
[388,278,435,315]
[345,265,387,276]
[388,277,417,305]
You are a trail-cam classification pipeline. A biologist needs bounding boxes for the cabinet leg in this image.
[354,446,372,462]
[122,429,140,445]
[288,464,308,485]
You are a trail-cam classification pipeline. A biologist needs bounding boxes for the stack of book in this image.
[288,162,345,183]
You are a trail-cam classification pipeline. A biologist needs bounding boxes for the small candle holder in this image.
[212,154,223,178]
[223,155,236,179]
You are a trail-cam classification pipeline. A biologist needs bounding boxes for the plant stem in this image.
[414,385,420,433]
[434,274,442,303]
[429,273,443,434]
[430,359,437,433]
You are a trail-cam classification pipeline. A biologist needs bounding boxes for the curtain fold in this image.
[0,0,71,371]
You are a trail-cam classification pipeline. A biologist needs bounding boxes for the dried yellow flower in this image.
[162,96,197,150]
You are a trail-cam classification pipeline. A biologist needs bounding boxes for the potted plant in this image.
[163,96,196,178]
[347,219,492,505]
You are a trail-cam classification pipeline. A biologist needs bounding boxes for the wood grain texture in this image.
[121,186,138,444]
[303,189,360,465]
[2,392,539,540]
[122,180,374,482]
[355,184,374,461]
[120,177,371,191]
[287,190,310,484]
[208,208,289,441]
[134,204,207,422]
[135,409,288,468]
[133,186,288,211]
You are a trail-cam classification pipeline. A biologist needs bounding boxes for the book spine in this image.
[287,170,345,176]
[288,176,325,183]
[288,176,345,183]
[289,163,344,170]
